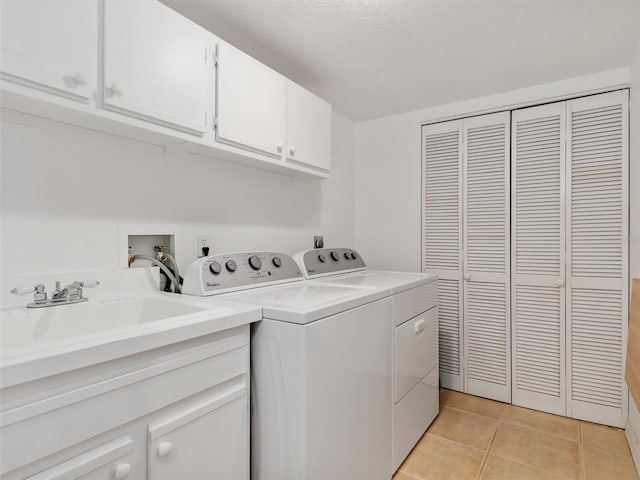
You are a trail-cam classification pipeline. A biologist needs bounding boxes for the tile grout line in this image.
[439,403,505,422]
[443,402,581,444]
[498,419,580,443]
[488,452,576,480]
[423,431,488,453]
[475,422,499,480]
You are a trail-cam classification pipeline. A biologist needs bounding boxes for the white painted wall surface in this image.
[354,67,630,271]
[0,110,355,284]
[628,40,640,474]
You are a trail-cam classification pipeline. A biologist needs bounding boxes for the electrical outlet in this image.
[314,235,324,249]
[197,233,213,257]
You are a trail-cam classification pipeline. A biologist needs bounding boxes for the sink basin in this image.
[1,296,218,354]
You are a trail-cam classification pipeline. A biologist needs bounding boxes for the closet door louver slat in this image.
[567,91,629,428]
[463,112,511,403]
[511,103,566,415]
[422,120,464,391]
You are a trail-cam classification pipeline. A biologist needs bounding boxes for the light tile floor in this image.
[394,389,640,480]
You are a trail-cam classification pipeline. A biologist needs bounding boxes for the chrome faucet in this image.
[10,279,99,308]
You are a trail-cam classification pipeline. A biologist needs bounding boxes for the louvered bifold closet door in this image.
[422,120,464,391]
[462,112,511,403]
[567,90,629,427]
[511,103,566,415]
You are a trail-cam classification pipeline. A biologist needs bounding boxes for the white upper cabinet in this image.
[285,81,332,171]
[0,0,97,101]
[215,42,286,158]
[103,0,208,135]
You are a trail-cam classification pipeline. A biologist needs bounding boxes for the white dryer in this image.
[294,248,440,471]
[182,251,394,480]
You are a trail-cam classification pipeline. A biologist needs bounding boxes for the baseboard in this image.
[627,398,640,476]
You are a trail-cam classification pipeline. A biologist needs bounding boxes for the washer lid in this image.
[312,271,438,295]
[232,282,388,324]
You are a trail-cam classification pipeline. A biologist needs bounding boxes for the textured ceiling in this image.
[162,0,640,120]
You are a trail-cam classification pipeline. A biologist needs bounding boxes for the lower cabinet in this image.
[1,325,250,480]
[148,380,248,480]
[26,436,137,480]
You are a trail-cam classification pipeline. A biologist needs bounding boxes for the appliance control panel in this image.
[182,252,303,296]
[295,248,366,279]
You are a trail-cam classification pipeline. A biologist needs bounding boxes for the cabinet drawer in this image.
[394,308,438,402]
[148,379,248,480]
[26,436,135,480]
[392,282,438,327]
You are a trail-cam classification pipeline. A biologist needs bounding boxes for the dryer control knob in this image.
[330,251,339,262]
[209,261,222,275]
[318,254,326,263]
[249,255,262,270]
[226,260,237,272]
[272,256,282,268]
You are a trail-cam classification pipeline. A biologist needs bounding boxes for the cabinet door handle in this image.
[464,273,471,281]
[157,441,173,457]
[414,318,426,334]
[113,463,131,479]
[276,142,284,153]
[289,145,296,156]
[74,72,89,85]
[109,82,123,96]
[556,278,565,287]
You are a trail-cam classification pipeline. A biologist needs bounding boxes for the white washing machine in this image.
[294,248,440,471]
[182,251,394,480]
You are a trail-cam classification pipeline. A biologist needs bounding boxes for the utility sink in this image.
[0,296,221,354]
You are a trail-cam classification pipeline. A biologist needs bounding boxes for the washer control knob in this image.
[344,252,351,260]
[318,254,326,263]
[209,261,222,275]
[350,252,357,260]
[249,255,262,270]
[272,256,282,268]
[225,260,237,272]
[330,251,339,262]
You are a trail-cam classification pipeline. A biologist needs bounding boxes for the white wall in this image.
[628,39,640,472]
[0,110,355,282]
[354,67,630,271]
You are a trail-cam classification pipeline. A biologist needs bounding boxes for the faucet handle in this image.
[11,284,47,302]
[10,285,38,295]
[79,279,100,288]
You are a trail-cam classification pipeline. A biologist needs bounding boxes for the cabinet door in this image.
[215,42,286,158]
[462,112,511,403]
[148,380,248,480]
[285,81,332,171]
[0,0,97,101]
[103,0,207,134]
[511,102,567,416]
[567,90,629,427]
[421,120,464,392]
[26,436,135,480]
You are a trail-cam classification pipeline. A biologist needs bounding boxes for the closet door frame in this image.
[421,119,464,392]
[462,112,511,403]
[566,90,629,427]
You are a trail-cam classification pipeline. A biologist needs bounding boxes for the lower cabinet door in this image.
[26,436,135,480]
[148,379,248,480]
